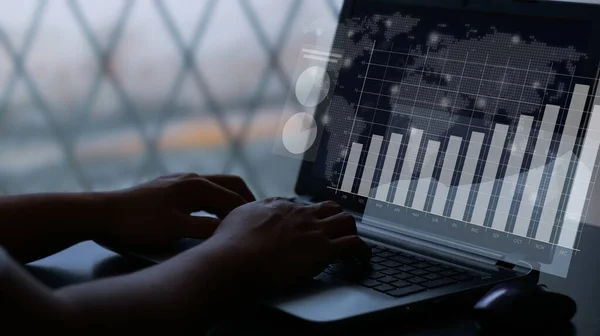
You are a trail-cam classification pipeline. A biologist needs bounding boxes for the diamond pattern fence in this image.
[0,0,342,198]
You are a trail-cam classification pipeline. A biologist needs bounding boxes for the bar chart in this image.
[314,7,600,277]
[335,81,599,250]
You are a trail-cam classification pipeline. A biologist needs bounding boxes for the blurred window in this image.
[0,0,341,198]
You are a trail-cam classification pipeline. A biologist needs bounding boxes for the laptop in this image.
[101,0,600,325]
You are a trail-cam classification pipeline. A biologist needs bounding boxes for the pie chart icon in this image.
[295,66,330,107]
[282,112,319,155]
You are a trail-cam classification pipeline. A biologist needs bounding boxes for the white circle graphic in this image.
[295,66,330,107]
[282,112,318,154]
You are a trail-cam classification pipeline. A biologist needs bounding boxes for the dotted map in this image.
[318,6,593,189]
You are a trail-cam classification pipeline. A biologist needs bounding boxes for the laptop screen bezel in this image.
[294,0,600,262]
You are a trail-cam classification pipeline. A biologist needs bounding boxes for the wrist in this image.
[203,237,271,294]
[74,191,120,240]
[184,238,263,299]
[19,191,118,242]
[138,239,256,321]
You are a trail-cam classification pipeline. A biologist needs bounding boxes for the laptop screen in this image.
[291,0,600,277]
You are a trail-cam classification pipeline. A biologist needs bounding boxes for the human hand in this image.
[206,197,371,291]
[101,173,255,246]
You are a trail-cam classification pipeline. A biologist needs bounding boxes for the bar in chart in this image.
[513,105,561,236]
[471,124,509,226]
[358,135,384,196]
[412,140,441,210]
[336,82,599,250]
[491,115,534,230]
[340,143,363,193]
[431,136,462,216]
[559,104,600,247]
[375,133,403,202]
[535,84,590,242]
[450,132,484,221]
[393,128,423,206]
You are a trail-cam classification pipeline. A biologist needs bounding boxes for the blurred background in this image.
[0,0,342,199]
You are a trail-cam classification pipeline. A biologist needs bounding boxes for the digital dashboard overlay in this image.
[278,1,600,277]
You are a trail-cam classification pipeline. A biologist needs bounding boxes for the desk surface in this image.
[28,225,600,335]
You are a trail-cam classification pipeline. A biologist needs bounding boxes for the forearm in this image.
[0,193,111,262]
[55,239,250,331]
[0,241,249,333]
[0,247,74,331]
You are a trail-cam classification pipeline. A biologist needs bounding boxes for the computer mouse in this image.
[473,282,576,331]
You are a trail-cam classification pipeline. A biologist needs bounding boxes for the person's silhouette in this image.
[0,173,370,332]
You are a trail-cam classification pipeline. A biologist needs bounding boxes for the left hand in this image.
[100,173,255,246]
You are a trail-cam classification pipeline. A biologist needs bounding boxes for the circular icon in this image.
[295,66,330,107]
[282,112,318,155]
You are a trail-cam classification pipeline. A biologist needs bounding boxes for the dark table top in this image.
[27,225,600,335]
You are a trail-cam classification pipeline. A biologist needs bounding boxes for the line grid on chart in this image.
[371,48,599,81]
[334,44,599,251]
[367,62,593,97]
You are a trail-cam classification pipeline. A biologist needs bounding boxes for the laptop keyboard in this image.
[323,243,488,298]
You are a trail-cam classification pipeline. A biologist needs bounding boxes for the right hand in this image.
[208,197,372,291]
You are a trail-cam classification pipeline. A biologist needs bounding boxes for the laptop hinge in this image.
[495,260,516,270]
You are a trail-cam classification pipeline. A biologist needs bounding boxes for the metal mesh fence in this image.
[0,0,342,198]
